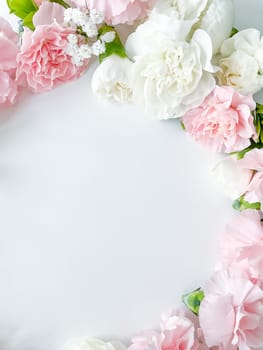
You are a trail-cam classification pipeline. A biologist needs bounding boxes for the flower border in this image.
[1,0,263,349]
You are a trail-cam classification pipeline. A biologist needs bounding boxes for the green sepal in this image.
[99,25,127,63]
[233,195,261,212]
[254,103,263,144]
[230,27,238,37]
[6,0,37,29]
[182,288,205,316]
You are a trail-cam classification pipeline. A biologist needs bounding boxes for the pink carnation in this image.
[183,86,256,153]
[246,172,263,204]
[221,210,263,284]
[17,22,84,92]
[238,149,263,206]
[81,0,155,25]
[240,148,263,172]
[0,17,19,107]
[199,269,263,350]
[129,310,199,350]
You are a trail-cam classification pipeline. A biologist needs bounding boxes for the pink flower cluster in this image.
[129,209,263,350]
[199,210,263,350]
[183,86,256,153]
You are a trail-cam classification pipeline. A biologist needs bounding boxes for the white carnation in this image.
[216,29,263,95]
[63,338,126,350]
[198,0,234,53]
[154,0,207,19]
[126,0,234,57]
[210,156,253,200]
[92,55,134,104]
[150,0,207,41]
[131,29,216,119]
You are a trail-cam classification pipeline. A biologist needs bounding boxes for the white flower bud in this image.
[92,55,134,104]
[210,156,253,200]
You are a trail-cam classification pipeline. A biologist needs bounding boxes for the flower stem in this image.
[231,140,263,160]
[49,0,70,9]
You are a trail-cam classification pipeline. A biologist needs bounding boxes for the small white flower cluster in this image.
[64,8,116,66]
[64,8,103,37]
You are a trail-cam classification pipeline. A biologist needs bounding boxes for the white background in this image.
[0,1,262,349]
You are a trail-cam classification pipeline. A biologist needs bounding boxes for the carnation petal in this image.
[33,2,65,26]
[191,30,215,73]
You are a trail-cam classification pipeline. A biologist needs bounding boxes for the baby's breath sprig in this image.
[64,8,116,66]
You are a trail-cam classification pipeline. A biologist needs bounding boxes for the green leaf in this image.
[98,25,127,63]
[233,195,261,212]
[182,288,205,316]
[23,11,35,30]
[7,0,37,18]
[230,27,238,37]
[6,0,37,29]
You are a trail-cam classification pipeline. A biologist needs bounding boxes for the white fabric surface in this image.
[0,1,262,349]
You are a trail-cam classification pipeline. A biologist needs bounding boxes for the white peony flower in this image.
[210,156,253,200]
[92,55,134,104]
[216,29,263,95]
[126,0,234,57]
[131,29,216,119]
[63,338,126,350]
